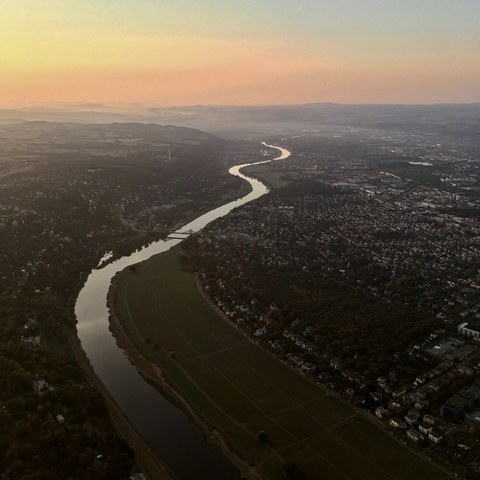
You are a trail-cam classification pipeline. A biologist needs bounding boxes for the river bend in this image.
[74,143,291,479]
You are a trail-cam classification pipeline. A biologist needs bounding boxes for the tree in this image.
[14,419,30,440]
[8,459,29,478]
[284,462,307,479]
[257,430,267,442]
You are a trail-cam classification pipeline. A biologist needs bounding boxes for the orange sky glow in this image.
[1,1,479,106]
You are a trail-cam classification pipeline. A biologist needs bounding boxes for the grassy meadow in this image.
[243,164,291,189]
[113,248,452,480]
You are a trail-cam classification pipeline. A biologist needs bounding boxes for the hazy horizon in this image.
[1,100,480,112]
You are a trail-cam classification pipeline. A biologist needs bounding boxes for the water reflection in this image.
[75,143,290,479]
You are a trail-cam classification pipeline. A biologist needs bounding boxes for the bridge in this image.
[167,229,194,240]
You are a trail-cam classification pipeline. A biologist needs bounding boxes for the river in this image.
[74,143,291,479]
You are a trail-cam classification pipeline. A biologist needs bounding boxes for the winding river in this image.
[74,143,291,479]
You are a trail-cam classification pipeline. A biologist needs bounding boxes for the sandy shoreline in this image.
[107,270,259,480]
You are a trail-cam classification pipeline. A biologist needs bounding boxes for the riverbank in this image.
[68,177,251,480]
[107,270,259,480]
[68,327,174,480]
[192,278,456,480]
[169,179,251,233]
[108,246,454,480]
[74,139,457,479]
[73,144,294,479]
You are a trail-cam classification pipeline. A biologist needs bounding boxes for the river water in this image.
[74,143,291,479]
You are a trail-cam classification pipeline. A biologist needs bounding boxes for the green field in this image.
[243,163,291,189]
[114,248,452,480]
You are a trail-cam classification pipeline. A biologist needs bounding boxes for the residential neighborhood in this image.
[183,132,479,477]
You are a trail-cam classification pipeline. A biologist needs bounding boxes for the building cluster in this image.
[199,164,478,327]
[0,139,242,304]
[188,137,479,474]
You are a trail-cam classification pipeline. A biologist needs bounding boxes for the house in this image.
[301,362,317,374]
[408,408,421,419]
[375,406,387,419]
[330,357,342,370]
[429,431,443,444]
[428,378,443,392]
[388,401,402,414]
[419,423,433,435]
[377,377,387,386]
[423,414,436,425]
[390,418,407,429]
[414,400,428,411]
[458,365,473,376]
[130,474,146,480]
[392,386,407,398]
[404,414,418,426]
[458,322,480,338]
[415,375,426,386]
[21,335,41,348]
[24,317,38,330]
[370,391,383,402]
[33,377,51,397]
[253,326,267,337]
[403,392,416,405]
[465,410,480,428]
[407,429,424,442]
[416,388,428,400]
[345,387,355,397]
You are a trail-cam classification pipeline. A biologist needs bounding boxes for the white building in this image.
[458,322,480,338]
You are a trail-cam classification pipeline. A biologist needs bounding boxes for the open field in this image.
[243,163,291,189]
[113,248,452,480]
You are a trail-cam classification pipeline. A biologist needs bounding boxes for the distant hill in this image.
[1,103,479,139]
[147,103,480,138]
[0,121,226,171]
[0,121,222,144]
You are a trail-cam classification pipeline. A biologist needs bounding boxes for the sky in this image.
[1,0,479,106]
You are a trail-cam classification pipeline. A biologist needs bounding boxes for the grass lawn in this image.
[114,247,453,480]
